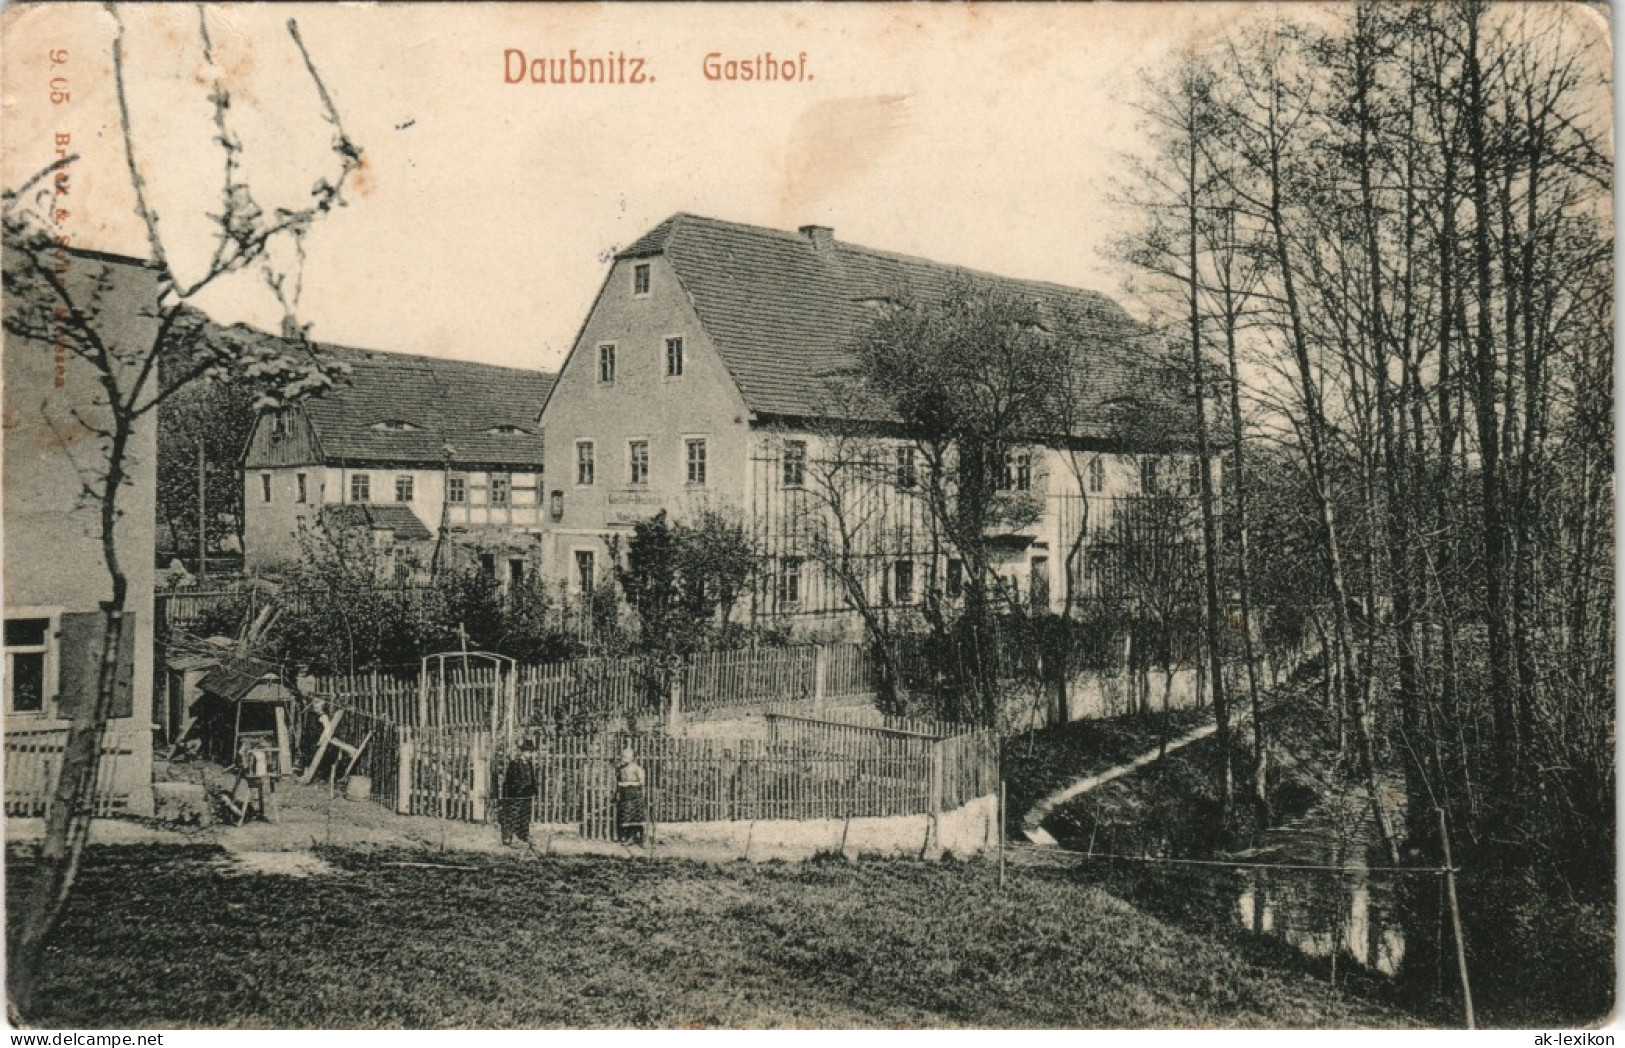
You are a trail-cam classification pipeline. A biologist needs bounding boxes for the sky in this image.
[1,3,1352,374]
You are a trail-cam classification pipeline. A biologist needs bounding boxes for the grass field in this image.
[1003,706,1210,834]
[8,843,1415,1029]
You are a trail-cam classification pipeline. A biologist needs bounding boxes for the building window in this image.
[666,337,685,377]
[447,475,466,504]
[777,556,802,606]
[1030,556,1051,609]
[270,410,287,438]
[783,441,806,488]
[1003,449,1032,492]
[632,263,651,296]
[895,446,917,490]
[4,617,51,715]
[296,473,308,504]
[686,438,707,485]
[892,561,914,604]
[509,558,525,591]
[576,442,595,486]
[491,475,511,504]
[628,440,649,486]
[350,473,370,503]
[395,475,414,503]
[575,549,597,595]
[1089,457,1105,494]
[1141,457,1161,494]
[946,559,964,600]
[260,473,272,504]
[598,343,617,384]
[479,553,496,579]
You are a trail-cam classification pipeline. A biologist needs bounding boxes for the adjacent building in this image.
[241,344,556,586]
[537,214,1212,635]
[3,247,159,815]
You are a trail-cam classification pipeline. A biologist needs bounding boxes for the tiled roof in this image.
[615,214,1190,438]
[322,503,434,542]
[306,344,554,467]
[228,327,554,468]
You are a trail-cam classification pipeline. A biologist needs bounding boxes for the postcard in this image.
[1,1,1614,1036]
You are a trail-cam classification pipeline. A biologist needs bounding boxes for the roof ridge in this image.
[215,322,555,379]
[634,211,1119,307]
[327,344,555,379]
[834,241,1119,307]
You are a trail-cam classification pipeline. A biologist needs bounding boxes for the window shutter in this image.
[55,612,137,721]
[56,612,101,720]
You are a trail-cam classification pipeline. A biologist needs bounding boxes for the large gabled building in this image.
[537,213,1214,635]
[241,342,556,586]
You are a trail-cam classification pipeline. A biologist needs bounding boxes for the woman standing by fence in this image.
[616,746,646,845]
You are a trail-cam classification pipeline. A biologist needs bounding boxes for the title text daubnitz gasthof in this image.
[503,49,813,85]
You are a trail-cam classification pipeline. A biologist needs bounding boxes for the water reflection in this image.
[1234,865,1406,976]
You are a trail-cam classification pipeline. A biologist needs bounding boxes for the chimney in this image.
[799,225,835,252]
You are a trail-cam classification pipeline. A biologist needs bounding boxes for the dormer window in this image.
[372,420,420,432]
[632,263,651,296]
[486,424,531,436]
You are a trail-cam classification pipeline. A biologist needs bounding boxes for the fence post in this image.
[505,670,518,744]
[396,734,414,815]
[998,779,1007,891]
[929,739,944,820]
[1438,806,1476,1029]
[470,735,489,823]
[417,671,430,728]
[668,671,684,730]
[813,645,828,714]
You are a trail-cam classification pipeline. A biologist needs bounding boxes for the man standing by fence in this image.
[616,745,646,846]
[500,738,538,847]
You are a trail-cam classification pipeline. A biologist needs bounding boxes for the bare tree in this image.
[2,7,360,1017]
[772,414,917,713]
[1131,2,1612,1011]
[850,280,1068,726]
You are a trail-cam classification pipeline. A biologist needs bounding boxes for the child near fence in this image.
[499,737,538,846]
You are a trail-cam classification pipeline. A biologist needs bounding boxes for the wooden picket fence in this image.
[307,643,878,733]
[680,646,818,713]
[823,642,873,698]
[295,642,1008,833]
[934,728,1001,811]
[516,658,656,729]
[4,729,135,817]
[156,588,252,630]
[372,714,996,832]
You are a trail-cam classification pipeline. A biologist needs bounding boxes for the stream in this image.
[1230,855,1407,977]
[1050,780,1410,979]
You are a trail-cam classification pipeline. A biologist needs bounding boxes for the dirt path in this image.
[1020,719,1220,846]
[10,760,831,871]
